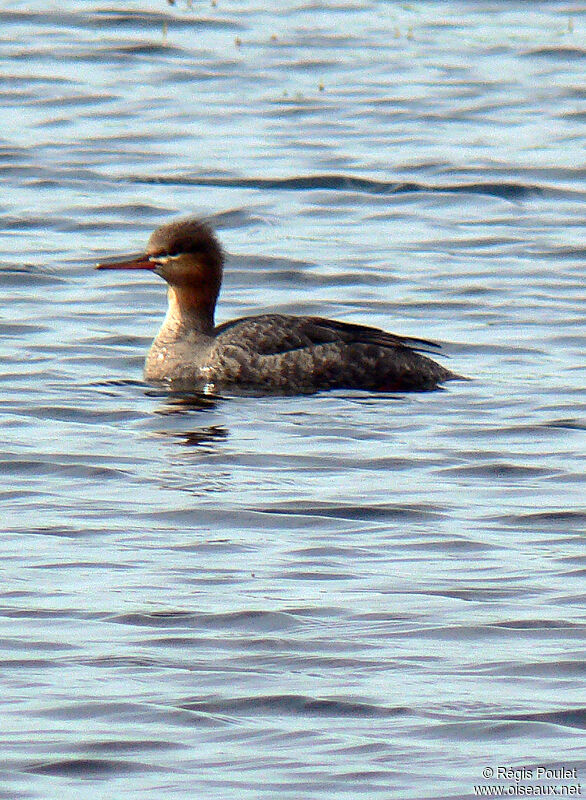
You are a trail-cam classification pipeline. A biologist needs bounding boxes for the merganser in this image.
[97,216,462,393]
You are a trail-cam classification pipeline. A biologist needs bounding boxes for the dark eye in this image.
[156,250,182,259]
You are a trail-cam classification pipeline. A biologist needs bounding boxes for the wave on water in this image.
[126,173,586,200]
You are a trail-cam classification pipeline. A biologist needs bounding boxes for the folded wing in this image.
[214,314,442,357]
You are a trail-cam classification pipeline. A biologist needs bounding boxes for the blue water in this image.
[0,2,584,798]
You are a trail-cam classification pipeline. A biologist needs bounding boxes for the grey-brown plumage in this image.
[97,216,463,394]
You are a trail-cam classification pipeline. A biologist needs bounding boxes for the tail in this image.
[375,354,468,392]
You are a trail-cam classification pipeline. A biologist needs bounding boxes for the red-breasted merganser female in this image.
[97,216,462,393]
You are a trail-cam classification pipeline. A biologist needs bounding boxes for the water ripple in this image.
[1,3,584,799]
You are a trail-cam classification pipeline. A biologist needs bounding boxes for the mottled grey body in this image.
[145,312,458,393]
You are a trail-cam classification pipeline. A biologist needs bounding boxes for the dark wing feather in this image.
[306,317,442,353]
[214,314,442,356]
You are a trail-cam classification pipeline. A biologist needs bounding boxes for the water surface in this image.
[0,2,584,798]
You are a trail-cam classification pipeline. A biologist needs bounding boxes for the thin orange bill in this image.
[96,253,155,270]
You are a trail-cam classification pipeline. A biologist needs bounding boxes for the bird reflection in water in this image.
[144,389,229,447]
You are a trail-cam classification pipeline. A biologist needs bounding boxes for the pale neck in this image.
[165,285,216,336]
